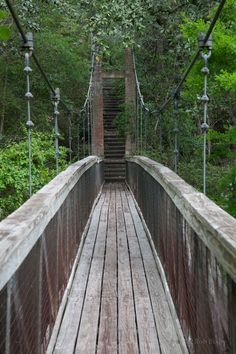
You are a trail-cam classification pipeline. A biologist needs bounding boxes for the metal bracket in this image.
[20,32,34,50]
[198,32,212,51]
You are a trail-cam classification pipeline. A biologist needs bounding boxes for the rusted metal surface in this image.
[126,158,236,354]
[0,158,103,354]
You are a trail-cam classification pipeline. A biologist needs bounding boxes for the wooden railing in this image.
[0,156,104,354]
[126,156,236,354]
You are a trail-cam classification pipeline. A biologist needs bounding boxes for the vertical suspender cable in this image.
[24,51,34,196]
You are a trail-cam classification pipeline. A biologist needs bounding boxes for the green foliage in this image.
[207,127,236,163]
[0,0,235,220]
[0,10,10,40]
[216,70,236,92]
[180,1,236,102]
[218,165,236,216]
[0,131,68,220]
[78,0,147,55]
[178,161,236,218]
[114,103,134,138]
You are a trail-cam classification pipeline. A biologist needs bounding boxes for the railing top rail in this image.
[0,156,101,291]
[127,156,236,282]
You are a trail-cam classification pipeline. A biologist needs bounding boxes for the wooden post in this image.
[125,48,136,156]
[92,58,104,156]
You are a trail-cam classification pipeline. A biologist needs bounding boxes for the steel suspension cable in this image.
[24,52,34,196]
[4,0,72,113]
[79,53,95,156]
[132,52,150,153]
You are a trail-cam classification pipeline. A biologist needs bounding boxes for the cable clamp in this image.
[201,122,209,132]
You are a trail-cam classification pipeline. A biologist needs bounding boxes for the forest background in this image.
[0,0,235,219]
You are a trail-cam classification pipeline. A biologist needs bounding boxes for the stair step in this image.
[104,151,124,154]
[104,147,125,151]
[103,82,125,179]
[104,176,125,181]
[104,169,125,174]
[104,152,125,156]
[104,157,125,162]
[104,138,125,142]
[104,133,124,137]
[104,151,125,155]
[104,167,125,171]
[105,156,125,159]
[104,145,124,147]
[104,153,125,156]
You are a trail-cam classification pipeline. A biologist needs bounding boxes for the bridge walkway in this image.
[52,183,184,354]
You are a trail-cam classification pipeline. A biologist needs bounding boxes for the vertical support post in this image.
[88,100,91,155]
[144,109,147,152]
[159,114,163,163]
[201,56,210,195]
[125,48,136,156]
[92,57,104,156]
[82,111,85,157]
[198,32,212,195]
[173,93,180,173]
[68,111,72,163]
[77,112,80,158]
[136,96,139,152]
[52,88,60,175]
[22,33,34,197]
[155,111,163,162]
[140,103,143,154]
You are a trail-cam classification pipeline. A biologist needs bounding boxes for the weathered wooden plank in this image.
[74,186,111,354]
[97,185,117,354]
[53,191,107,354]
[120,186,161,354]
[116,184,139,354]
[125,188,184,354]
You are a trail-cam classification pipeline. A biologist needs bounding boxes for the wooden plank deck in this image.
[53,183,185,354]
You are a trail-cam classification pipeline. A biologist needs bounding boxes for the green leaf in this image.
[0,10,8,19]
[0,26,11,40]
